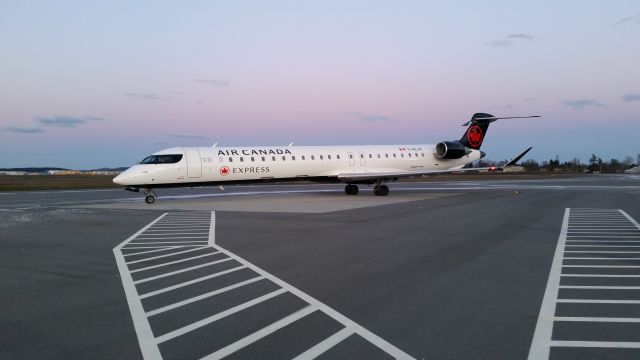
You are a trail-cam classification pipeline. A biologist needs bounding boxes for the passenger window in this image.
[292,156,296,161]
[421,153,425,157]
[320,155,324,160]
[368,154,372,158]
[272,156,276,161]
[251,156,255,162]
[311,155,315,160]
[229,157,233,162]
[385,153,389,158]
[282,156,286,161]
[393,153,396,158]
[377,154,381,158]
[360,154,364,159]
[302,155,305,160]
[349,154,353,159]
[337,155,340,160]
[240,157,244,162]
[408,153,412,157]
[401,153,404,158]
[328,155,332,160]
[415,153,418,157]
[261,156,266,161]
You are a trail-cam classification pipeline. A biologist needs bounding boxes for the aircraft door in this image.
[358,151,366,166]
[184,148,202,178]
[348,152,355,166]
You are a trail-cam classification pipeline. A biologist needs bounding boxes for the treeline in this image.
[478,154,639,173]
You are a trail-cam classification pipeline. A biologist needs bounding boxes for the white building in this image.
[624,166,640,174]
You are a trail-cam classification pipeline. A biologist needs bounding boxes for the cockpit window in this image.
[139,154,183,164]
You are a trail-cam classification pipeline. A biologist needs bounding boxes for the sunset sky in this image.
[1,1,639,168]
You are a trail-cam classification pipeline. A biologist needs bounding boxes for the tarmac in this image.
[2,175,640,359]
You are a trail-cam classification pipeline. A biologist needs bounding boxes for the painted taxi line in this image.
[529,208,640,360]
[114,211,414,359]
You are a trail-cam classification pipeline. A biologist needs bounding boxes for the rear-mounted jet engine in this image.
[434,141,470,159]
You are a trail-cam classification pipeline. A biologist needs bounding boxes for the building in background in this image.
[624,166,640,174]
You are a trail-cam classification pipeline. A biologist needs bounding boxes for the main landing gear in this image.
[144,188,156,204]
[373,184,389,196]
[345,184,359,195]
[344,184,390,196]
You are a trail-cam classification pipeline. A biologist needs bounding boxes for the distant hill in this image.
[88,167,129,172]
[0,167,69,173]
[0,167,129,173]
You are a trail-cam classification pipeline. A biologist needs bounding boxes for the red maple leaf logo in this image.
[220,166,230,176]
[467,126,483,148]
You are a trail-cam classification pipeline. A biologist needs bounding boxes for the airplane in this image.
[113,113,538,204]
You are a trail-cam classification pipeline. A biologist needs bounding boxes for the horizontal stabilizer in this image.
[462,115,540,126]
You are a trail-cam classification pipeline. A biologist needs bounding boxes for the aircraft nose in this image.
[113,168,134,185]
[113,173,126,185]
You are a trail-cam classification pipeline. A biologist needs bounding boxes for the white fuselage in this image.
[113,144,482,187]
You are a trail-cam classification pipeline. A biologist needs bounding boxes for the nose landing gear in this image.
[144,189,156,204]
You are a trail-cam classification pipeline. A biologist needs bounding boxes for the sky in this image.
[1,1,639,168]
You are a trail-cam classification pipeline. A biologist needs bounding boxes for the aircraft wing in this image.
[336,146,533,182]
[336,167,491,182]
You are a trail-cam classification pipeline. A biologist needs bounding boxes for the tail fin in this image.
[458,113,540,150]
[458,113,494,150]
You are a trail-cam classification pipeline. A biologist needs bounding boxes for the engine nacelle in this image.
[435,141,469,159]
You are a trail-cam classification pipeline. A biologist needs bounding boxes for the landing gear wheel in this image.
[345,184,359,195]
[143,188,157,204]
[374,184,389,196]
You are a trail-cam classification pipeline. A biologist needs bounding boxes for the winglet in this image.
[504,147,533,167]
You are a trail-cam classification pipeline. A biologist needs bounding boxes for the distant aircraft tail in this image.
[458,113,540,150]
